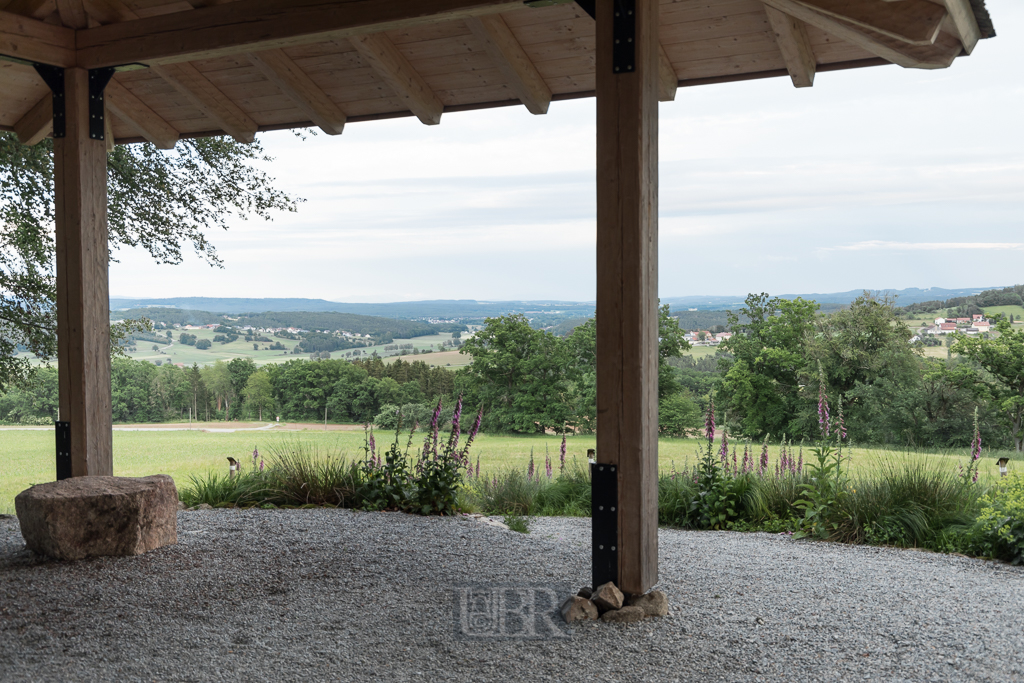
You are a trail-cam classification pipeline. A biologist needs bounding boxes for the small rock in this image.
[560,596,598,624]
[194,503,213,510]
[577,586,593,599]
[627,590,668,617]
[600,606,645,624]
[591,582,624,612]
[177,501,186,511]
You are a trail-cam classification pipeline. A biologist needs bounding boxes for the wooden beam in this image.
[105,79,179,148]
[81,0,137,23]
[104,104,114,152]
[596,0,659,596]
[76,0,523,69]
[657,43,676,102]
[466,14,551,115]
[13,94,52,145]
[764,5,816,87]
[794,0,946,46]
[762,0,962,69]
[350,32,443,125]
[54,67,113,477]
[0,9,75,66]
[247,48,347,135]
[151,62,258,143]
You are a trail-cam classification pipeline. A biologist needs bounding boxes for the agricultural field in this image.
[1,426,1017,514]
[982,305,1024,321]
[680,345,721,359]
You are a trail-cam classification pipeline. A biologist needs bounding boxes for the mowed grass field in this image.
[983,305,1024,321]
[2,427,1018,513]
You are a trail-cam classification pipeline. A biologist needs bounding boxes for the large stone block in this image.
[15,475,178,560]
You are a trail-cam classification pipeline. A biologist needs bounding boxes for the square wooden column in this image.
[54,68,113,477]
[595,0,659,595]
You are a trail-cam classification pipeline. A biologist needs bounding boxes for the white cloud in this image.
[826,241,1024,252]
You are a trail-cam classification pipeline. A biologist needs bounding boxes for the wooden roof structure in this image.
[0,0,995,147]
[0,0,995,596]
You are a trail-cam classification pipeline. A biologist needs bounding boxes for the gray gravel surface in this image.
[1,511,1022,682]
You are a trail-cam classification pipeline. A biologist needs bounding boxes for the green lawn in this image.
[1,427,1017,514]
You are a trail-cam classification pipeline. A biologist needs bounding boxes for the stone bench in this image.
[15,475,178,560]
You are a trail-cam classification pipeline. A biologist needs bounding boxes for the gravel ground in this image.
[1,510,1022,683]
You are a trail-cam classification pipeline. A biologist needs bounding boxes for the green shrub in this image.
[967,474,1024,565]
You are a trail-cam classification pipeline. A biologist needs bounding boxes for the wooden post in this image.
[54,67,113,477]
[595,0,659,596]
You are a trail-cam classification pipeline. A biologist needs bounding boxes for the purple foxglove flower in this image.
[527,453,535,481]
[704,396,716,444]
[369,430,375,457]
[475,455,480,479]
[818,383,830,438]
[560,434,567,471]
[759,440,769,477]
[545,454,553,479]
[719,428,730,468]
[732,447,738,477]
[253,447,259,467]
[462,408,483,458]
[797,449,803,474]
[259,457,264,472]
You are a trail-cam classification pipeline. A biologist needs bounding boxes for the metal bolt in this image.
[611,546,616,551]
[599,544,604,550]
[611,506,616,512]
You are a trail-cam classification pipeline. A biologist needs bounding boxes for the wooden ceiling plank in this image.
[350,32,443,125]
[466,14,551,114]
[151,62,258,142]
[76,0,525,69]
[0,8,75,65]
[247,48,347,134]
[657,43,676,101]
[82,0,136,23]
[13,93,51,145]
[761,0,960,69]
[764,4,816,87]
[105,78,180,148]
[793,0,946,46]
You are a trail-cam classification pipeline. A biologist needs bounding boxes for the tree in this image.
[460,314,573,433]
[0,133,299,390]
[952,318,1024,451]
[717,293,819,439]
[195,339,212,350]
[203,361,236,420]
[243,371,275,421]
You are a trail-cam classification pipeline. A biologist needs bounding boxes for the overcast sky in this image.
[110,0,1023,304]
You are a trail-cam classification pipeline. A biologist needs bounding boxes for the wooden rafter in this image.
[797,0,946,46]
[466,14,551,115]
[152,62,258,143]
[13,94,51,145]
[932,0,981,54]
[657,44,676,102]
[762,0,962,69]
[0,8,75,66]
[350,32,443,126]
[55,0,87,28]
[764,5,816,88]
[0,0,56,19]
[247,48,347,135]
[105,79,179,148]
[75,0,523,69]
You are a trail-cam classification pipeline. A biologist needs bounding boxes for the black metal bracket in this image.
[612,0,636,74]
[55,421,71,481]
[88,67,116,141]
[591,461,618,589]
[32,64,66,139]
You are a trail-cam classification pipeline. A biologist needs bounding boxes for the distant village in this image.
[913,314,993,341]
[683,330,733,346]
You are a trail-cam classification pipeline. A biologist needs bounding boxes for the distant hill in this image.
[662,287,1004,311]
[109,297,595,321]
